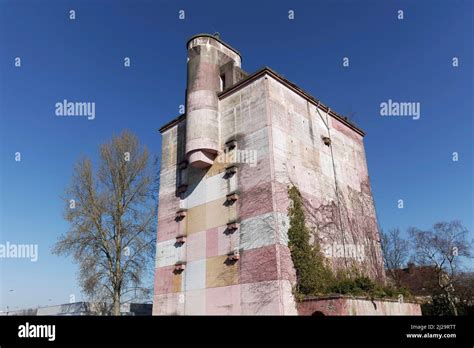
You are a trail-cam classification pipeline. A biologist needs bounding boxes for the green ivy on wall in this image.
[287,185,411,301]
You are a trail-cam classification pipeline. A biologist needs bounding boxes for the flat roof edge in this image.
[218,67,366,137]
[158,68,366,137]
[158,114,185,134]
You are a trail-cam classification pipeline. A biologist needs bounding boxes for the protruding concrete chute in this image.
[185,34,241,168]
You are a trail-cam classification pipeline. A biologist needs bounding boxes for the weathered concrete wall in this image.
[267,75,385,282]
[153,75,297,315]
[298,296,422,315]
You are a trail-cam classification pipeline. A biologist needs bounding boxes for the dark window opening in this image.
[220,73,226,91]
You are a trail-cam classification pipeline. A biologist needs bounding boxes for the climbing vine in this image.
[287,185,411,300]
[287,186,333,298]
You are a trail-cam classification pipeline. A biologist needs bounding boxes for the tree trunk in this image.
[112,290,121,316]
[446,290,458,316]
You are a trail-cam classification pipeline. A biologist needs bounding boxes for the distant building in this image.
[2,302,152,316]
[388,263,439,301]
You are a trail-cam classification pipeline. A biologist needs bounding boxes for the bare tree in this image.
[409,221,473,315]
[380,228,410,286]
[53,131,157,315]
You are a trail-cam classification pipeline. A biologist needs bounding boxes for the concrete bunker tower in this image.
[153,34,421,315]
[185,34,242,168]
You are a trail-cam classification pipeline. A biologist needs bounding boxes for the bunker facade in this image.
[153,34,386,315]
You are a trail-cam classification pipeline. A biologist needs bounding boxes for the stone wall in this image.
[298,296,422,315]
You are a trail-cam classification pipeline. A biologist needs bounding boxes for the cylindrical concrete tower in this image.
[185,34,242,168]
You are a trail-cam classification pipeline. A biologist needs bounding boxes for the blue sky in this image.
[0,0,472,310]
